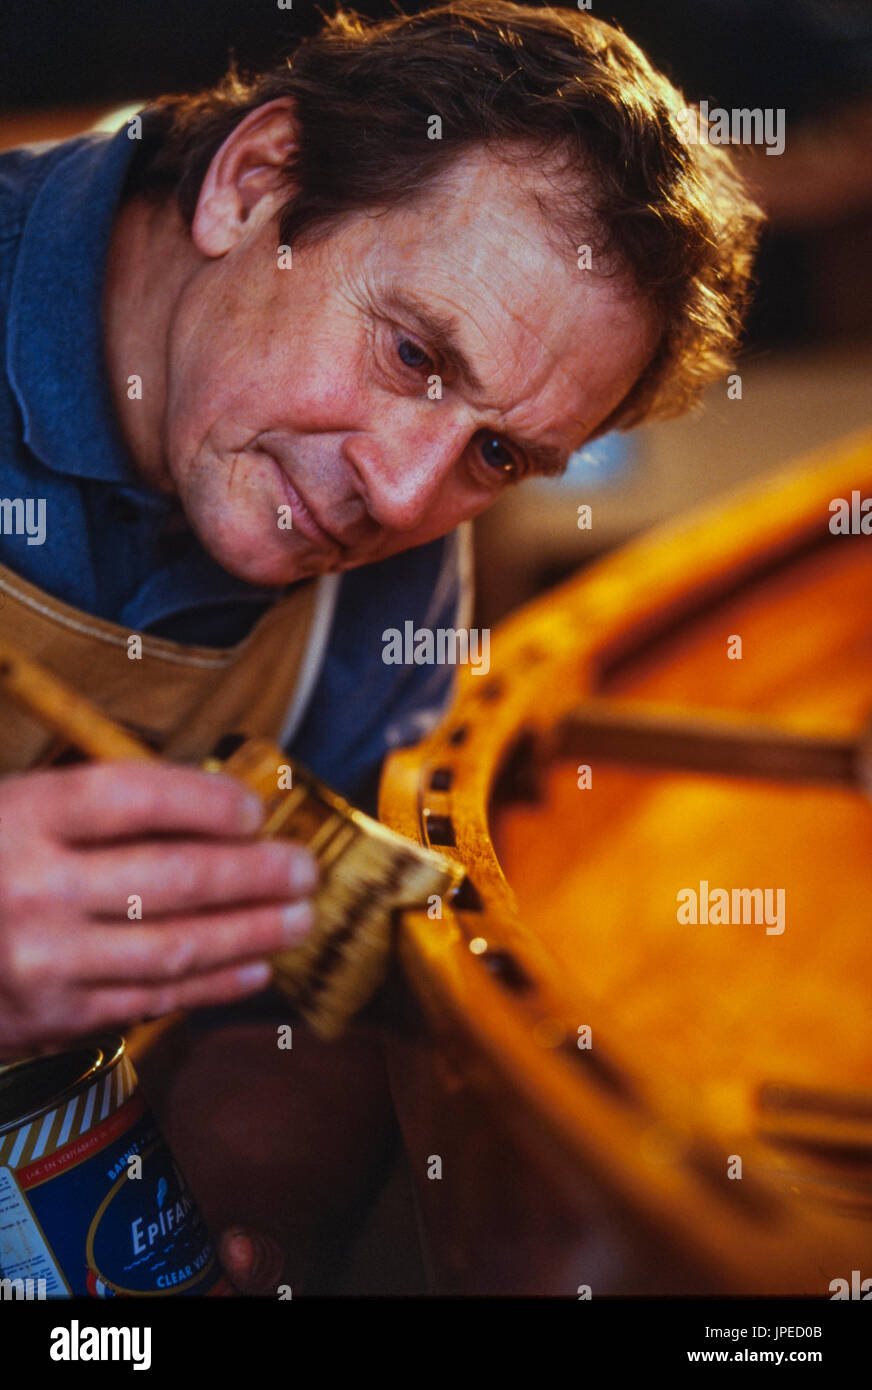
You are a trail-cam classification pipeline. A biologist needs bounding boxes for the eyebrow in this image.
[381,288,575,478]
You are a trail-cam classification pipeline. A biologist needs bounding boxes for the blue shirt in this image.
[0,123,467,810]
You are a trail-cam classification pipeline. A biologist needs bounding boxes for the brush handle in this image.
[0,638,155,763]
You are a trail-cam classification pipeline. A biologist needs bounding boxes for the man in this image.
[0,1,762,1292]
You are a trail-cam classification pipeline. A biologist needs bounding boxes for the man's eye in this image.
[396,337,433,371]
[476,432,519,478]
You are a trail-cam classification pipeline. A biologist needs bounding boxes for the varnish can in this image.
[0,1035,226,1296]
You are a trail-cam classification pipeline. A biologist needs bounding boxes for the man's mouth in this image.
[268,456,347,554]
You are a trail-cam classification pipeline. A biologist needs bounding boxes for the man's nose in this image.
[343,410,470,533]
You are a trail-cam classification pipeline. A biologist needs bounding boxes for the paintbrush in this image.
[0,638,462,1039]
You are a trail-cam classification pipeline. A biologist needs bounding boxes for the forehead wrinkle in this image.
[484,311,594,444]
[385,144,620,396]
[429,274,573,417]
[414,281,595,472]
[386,216,643,465]
[391,279,581,473]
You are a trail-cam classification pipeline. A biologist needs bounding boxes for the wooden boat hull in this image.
[379,430,872,1295]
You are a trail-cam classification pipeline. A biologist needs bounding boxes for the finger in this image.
[37,761,267,843]
[76,837,318,915]
[75,957,279,1031]
[67,901,315,983]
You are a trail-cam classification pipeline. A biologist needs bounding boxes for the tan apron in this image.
[0,562,325,773]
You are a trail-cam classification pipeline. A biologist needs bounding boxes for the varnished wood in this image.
[558,697,866,789]
[379,427,872,1294]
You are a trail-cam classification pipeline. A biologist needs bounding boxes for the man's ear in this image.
[192,97,298,257]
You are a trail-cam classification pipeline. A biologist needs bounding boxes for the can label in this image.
[0,1045,224,1297]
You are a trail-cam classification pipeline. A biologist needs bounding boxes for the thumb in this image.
[218,1227,289,1296]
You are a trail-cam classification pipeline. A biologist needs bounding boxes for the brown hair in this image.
[130,0,765,436]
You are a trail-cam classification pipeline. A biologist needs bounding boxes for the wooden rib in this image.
[558,697,863,787]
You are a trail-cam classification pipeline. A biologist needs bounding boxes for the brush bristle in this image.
[273,834,458,1038]
[219,739,462,1038]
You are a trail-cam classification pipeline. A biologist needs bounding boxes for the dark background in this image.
[2,0,871,351]
[1,0,871,115]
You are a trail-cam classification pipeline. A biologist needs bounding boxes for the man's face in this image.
[162,147,657,586]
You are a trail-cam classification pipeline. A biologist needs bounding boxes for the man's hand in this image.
[0,761,318,1052]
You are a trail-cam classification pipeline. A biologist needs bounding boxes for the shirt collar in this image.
[7,123,142,484]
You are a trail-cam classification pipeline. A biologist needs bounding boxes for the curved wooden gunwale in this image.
[379,427,872,1293]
